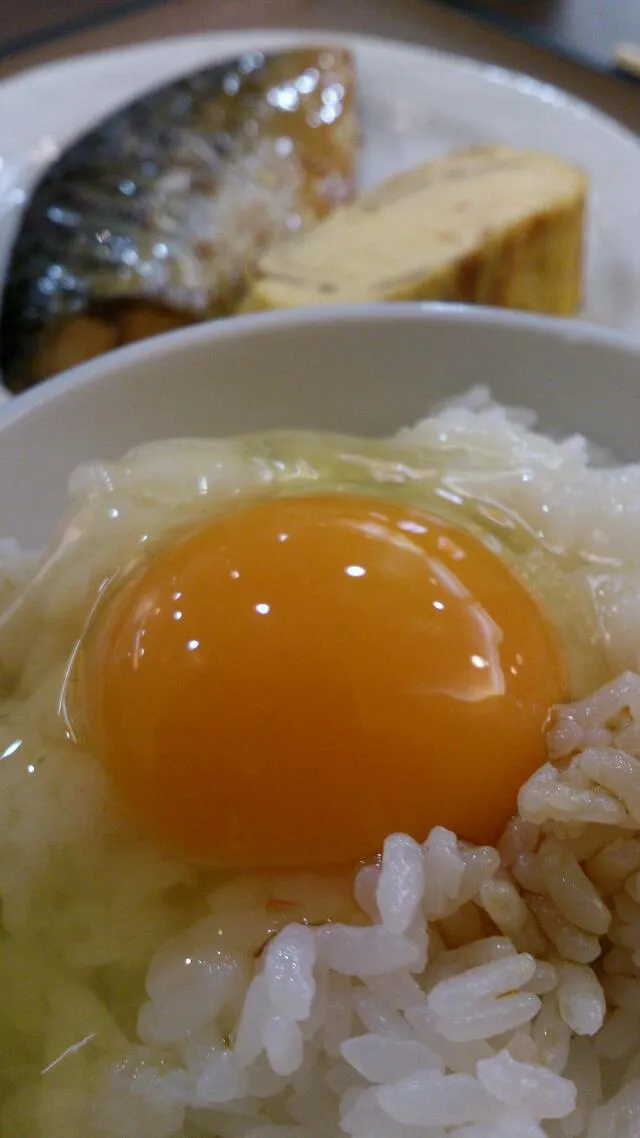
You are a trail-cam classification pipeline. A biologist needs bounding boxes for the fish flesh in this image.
[0,46,358,391]
[1,46,358,392]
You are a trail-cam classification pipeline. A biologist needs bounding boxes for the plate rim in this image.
[2,26,640,157]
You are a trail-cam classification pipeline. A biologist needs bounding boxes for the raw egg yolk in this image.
[79,493,566,867]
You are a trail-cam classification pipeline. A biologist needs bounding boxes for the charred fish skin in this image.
[0,46,358,392]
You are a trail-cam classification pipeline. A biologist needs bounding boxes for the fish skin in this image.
[0,46,358,391]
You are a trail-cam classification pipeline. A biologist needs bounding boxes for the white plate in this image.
[1,28,640,343]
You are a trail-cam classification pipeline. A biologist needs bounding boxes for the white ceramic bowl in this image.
[2,303,639,549]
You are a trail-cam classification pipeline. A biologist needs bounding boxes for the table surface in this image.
[3,0,639,74]
[438,0,640,71]
[0,0,638,140]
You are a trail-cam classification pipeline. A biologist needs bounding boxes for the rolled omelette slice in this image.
[241,146,587,317]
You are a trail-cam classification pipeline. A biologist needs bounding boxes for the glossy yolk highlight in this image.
[79,492,567,867]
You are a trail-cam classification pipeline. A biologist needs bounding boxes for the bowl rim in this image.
[2,302,639,434]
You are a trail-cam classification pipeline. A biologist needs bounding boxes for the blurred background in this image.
[1,0,639,76]
[439,0,640,70]
[0,1,638,144]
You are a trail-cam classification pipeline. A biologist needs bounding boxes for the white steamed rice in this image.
[3,388,640,1136]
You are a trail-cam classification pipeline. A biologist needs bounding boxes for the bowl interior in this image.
[0,305,637,549]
